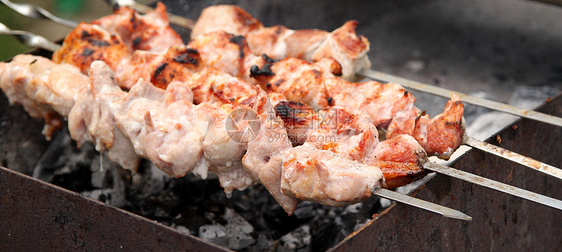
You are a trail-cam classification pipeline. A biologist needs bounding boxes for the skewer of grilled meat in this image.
[188,30,463,159]
[252,56,465,160]
[50,6,463,160]
[45,11,430,188]
[4,55,432,214]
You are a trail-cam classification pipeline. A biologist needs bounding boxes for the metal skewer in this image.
[463,135,562,181]
[0,0,78,28]
[423,161,562,211]
[373,188,472,221]
[0,22,61,51]
[359,69,562,180]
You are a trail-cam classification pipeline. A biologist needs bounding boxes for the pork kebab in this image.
[44,4,433,187]
[1,54,436,214]
[51,4,464,160]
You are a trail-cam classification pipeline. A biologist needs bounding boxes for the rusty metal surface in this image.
[330,95,562,251]
[0,166,231,252]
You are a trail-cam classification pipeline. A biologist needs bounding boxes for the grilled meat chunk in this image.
[192,5,371,81]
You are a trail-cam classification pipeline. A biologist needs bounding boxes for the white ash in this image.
[466,85,560,141]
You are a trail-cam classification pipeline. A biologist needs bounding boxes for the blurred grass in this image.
[0,5,32,61]
[0,0,111,62]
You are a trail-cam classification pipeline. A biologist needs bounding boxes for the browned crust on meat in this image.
[52,23,129,74]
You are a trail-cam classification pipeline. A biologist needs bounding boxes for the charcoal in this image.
[33,128,96,184]
[309,217,347,252]
[278,225,311,252]
[252,234,276,252]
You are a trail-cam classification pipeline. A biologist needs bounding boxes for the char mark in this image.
[229,35,247,59]
[262,54,278,63]
[89,39,111,47]
[81,31,91,39]
[132,37,142,48]
[173,51,199,66]
[274,101,312,126]
[250,64,275,78]
[153,62,169,78]
[82,48,95,57]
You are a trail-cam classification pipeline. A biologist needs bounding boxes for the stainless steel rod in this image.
[0,22,61,51]
[373,188,473,221]
[463,135,562,181]
[423,161,562,211]
[0,0,78,28]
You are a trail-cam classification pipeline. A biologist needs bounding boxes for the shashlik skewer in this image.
[190,5,371,82]
[2,48,561,214]
[0,54,474,220]
[44,15,461,190]
[2,4,556,212]
[185,4,562,177]
[50,9,463,161]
